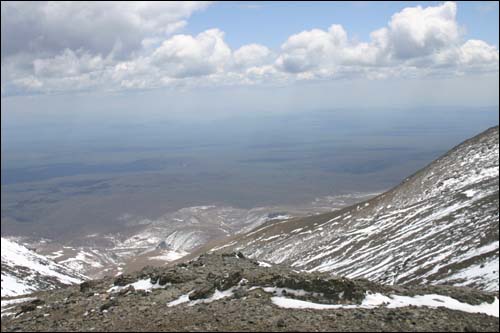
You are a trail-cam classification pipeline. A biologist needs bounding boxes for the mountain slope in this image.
[215,126,499,291]
[18,193,376,280]
[1,238,87,297]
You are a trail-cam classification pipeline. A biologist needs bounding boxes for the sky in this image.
[0,1,499,111]
[186,2,499,49]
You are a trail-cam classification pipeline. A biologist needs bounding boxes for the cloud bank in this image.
[1,1,498,96]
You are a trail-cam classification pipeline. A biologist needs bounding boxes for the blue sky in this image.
[185,1,499,49]
[0,1,498,109]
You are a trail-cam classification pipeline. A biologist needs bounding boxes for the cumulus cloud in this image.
[275,1,498,80]
[1,1,211,58]
[151,29,231,78]
[276,25,347,73]
[233,44,272,68]
[1,1,498,96]
[33,49,109,77]
[386,1,459,59]
[457,39,499,65]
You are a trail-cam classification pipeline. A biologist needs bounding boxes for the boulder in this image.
[189,284,215,300]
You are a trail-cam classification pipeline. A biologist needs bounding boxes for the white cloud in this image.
[1,1,211,58]
[430,39,500,75]
[13,76,43,90]
[387,1,459,59]
[276,25,348,73]
[151,29,231,78]
[457,39,499,65]
[1,1,498,96]
[275,1,497,80]
[233,44,272,68]
[33,49,109,77]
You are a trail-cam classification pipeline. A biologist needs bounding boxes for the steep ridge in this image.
[1,238,86,297]
[214,126,499,291]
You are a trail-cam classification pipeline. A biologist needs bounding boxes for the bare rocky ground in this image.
[2,253,498,332]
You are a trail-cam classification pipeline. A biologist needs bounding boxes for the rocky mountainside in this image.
[16,193,376,280]
[212,126,499,292]
[1,253,498,331]
[1,238,86,297]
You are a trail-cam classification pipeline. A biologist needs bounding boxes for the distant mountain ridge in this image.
[214,126,499,291]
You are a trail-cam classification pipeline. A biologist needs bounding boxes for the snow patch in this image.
[167,279,247,307]
[272,292,499,317]
[1,238,84,297]
[463,189,478,198]
[107,278,168,293]
[150,250,189,262]
[258,261,272,268]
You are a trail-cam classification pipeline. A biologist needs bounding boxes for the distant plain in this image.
[2,106,498,240]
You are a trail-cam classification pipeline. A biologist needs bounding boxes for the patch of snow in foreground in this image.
[167,279,248,307]
[107,278,168,293]
[190,288,235,306]
[271,293,499,317]
[167,288,236,307]
[250,286,323,298]
[167,293,192,307]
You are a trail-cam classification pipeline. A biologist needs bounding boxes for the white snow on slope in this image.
[258,261,272,267]
[1,238,85,297]
[440,257,499,289]
[151,250,189,262]
[167,288,237,307]
[271,293,499,317]
[107,278,168,293]
[167,279,248,307]
[169,285,499,318]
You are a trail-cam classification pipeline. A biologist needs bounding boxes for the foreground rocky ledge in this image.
[2,253,498,332]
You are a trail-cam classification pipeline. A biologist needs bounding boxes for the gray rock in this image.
[189,284,215,300]
[113,275,135,287]
[99,299,117,312]
[217,271,242,291]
